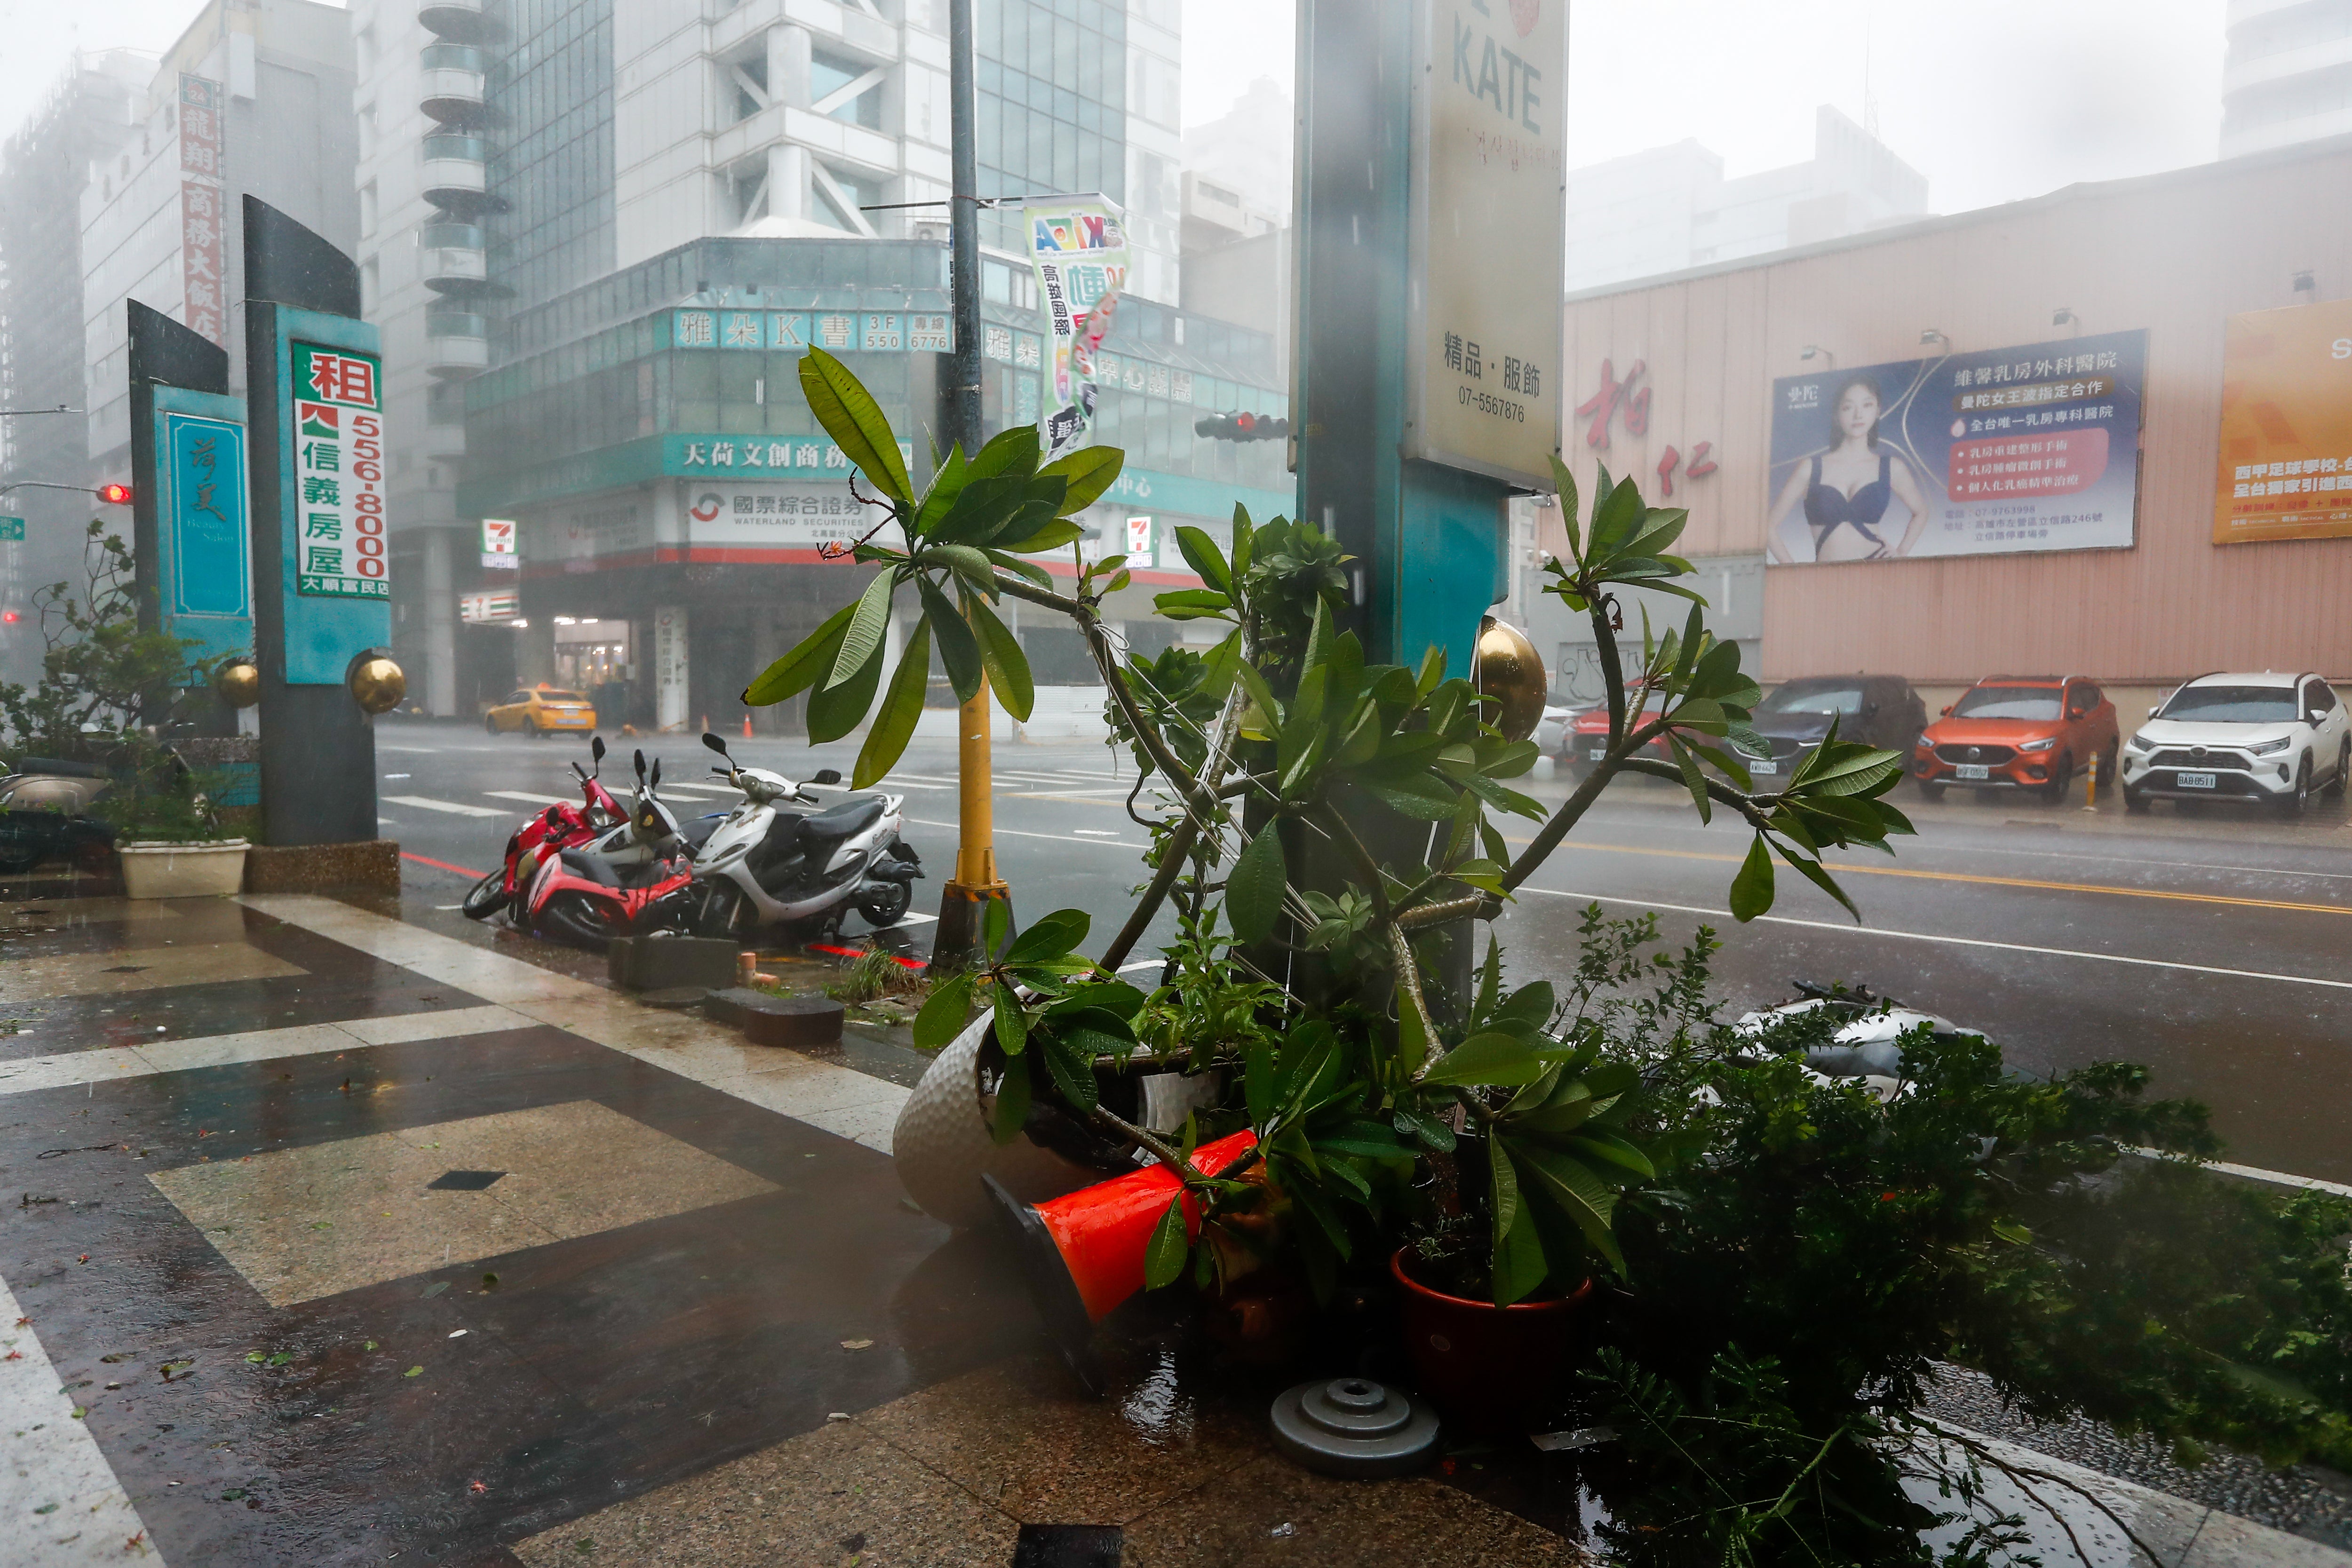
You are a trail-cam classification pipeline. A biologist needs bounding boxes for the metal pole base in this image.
[933,878,1013,969]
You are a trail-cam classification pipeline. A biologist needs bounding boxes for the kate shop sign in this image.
[292,343,389,599]
[1407,0,1568,489]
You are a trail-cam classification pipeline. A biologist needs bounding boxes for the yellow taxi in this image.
[485,686,597,737]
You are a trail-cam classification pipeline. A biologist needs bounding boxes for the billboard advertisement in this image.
[1765,329,2146,565]
[2212,297,2352,545]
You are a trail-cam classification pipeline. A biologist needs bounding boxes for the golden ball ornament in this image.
[1473,615,1547,743]
[348,656,407,715]
[214,659,262,709]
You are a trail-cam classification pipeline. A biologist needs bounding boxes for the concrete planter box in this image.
[118,839,250,899]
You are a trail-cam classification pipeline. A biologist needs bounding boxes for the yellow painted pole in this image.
[954,676,999,888]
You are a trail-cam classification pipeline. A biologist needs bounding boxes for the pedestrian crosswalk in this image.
[383,794,505,817]
[376,766,1133,823]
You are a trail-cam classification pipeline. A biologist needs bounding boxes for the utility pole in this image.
[932,0,1011,964]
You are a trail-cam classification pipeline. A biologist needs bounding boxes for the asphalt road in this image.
[374,721,2352,1186]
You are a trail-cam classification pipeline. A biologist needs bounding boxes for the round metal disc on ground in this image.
[1270,1377,1441,1478]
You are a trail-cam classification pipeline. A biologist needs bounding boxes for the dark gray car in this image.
[1740,675,1927,786]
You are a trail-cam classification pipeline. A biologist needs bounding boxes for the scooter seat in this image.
[558,847,621,887]
[801,796,884,841]
[680,812,727,849]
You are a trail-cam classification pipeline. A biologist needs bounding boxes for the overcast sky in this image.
[1184,0,2226,218]
[0,0,2222,221]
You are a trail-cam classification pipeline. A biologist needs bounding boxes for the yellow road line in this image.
[1499,836,2352,918]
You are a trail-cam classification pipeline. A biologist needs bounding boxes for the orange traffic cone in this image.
[742,713,754,740]
[985,1128,1258,1395]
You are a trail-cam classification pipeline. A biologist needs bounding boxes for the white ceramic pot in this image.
[117,839,249,899]
[892,1013,1102,1229]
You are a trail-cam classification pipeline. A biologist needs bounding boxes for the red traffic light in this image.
[1192,412,1291,445]
[95,482,132,506]
[0,609,19,625]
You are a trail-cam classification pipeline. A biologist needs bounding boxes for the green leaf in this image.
[1172,525,1232,594]
[912,970,975,1048]
[1729,834,1776,923]
[998,519,1086,554]
[969,422,1041,479]
[983,895,1010,957]
[806,631,886,743]
[827,569,898,691]
[1780,847,1863,922]
[1393,1106,1457,1153]
[990,1051,1032,1144]
[1041,445,1124,513]
[1510,1139,1621,1257]
[1566,1129,1656,1180]
[1006,907,1090,965]
[1226,819,1288,943]
[919,576,984,703]
[798,346,912,502]
[852,617,931,788]
[1490,1144,1549,1305]
[966,595,1034,721]
[1144,1196,1191,1289]
[992,980,1029,1057]
[743,600,858,706]
[1673,738,1713,825]
[1422,1031,1548,1087]
[912,441,969,535]
[1548,455,1581,562]
[1039,1033,1099,1110]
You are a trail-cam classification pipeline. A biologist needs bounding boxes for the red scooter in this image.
[516,749,697,947]
[462,735,628,921]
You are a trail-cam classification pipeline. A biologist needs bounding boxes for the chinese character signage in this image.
[685,484,881,551]
[179,75,226,345]
[1407,0,1566,488]
[291,342,389,598]
[1026,194,1128,460]
[1764,329,2146,565]
[152,390,252,665]
[2212,298,2352,544]
[664,434,914,478]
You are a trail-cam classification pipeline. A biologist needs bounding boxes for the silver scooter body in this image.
[689,732,922,935]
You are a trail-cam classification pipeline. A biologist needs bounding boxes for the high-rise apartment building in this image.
[1562,105,1928,294]
[354,0,1242,725]
[0,52,154,676]
[79,0,358,486]
[2221,0,2352,158]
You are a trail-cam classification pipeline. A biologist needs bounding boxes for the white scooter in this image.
[684,731,924,939]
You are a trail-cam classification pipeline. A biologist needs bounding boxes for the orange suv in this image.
[1914,676,2118,804]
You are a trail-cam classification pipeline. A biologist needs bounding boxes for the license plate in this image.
[1955,764,1990,780]
[2175,771,2216,789]
[1750,760,1778,776]
[1588,747,1607,762]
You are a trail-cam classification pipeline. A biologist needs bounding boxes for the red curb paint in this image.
[402,851,490,879]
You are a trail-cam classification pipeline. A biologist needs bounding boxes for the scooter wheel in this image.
[460,869,509,920]
[536,890,618,947]
[857,882,912,928]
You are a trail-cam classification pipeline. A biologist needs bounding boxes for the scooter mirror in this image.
[813,769,843,785]
[651,757,663,789]
[633,749,648,782]
[702,732,730,756]
[592,735,607,767]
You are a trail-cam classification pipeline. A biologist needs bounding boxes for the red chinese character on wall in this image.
[1575,358,1648,450]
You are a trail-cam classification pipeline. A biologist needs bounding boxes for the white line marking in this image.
[907,817,1139,848]
[0,1274,163,1564]
[2129,1148,2352,1198]
[1515,885,2352,992]
[383,794,505,817]
[375,744,445,753]
[875,912,938,926]
[1072,829,1123,837]
[485,790,568,807]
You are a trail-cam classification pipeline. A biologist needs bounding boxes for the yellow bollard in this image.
[2082,751,2099,812]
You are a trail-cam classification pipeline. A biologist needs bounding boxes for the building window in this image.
[811,50,885,129]
[360,181,378,237]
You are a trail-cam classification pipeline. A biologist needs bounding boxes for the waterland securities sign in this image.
[291,342,388,599]
[1406,0,1568,489]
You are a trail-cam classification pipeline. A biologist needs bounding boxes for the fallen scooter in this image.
[684,731,922,941]
[0,756,117,876]
[516,748,696,946]
[462,734,627,921]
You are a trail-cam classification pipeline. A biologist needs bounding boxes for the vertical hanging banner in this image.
[291,342,388,599]
[1406,0,1568,488]
[1025,195,1128,460]
[178,75,227,346]
[152,386,252,666]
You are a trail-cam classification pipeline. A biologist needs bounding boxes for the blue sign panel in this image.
[152,386,253,667]
[267,306,391,685]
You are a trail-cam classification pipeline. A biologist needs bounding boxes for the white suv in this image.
[2120,671,2351,815]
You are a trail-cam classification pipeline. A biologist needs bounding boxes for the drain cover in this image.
[1011,1524,1122,1567]
[426,1170,506,1191]
[1270,1377,1440,1478]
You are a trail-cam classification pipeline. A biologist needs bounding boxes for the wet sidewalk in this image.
[7,891,2350,1567]
[0,894,1578,1567]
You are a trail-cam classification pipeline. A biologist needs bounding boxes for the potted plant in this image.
[98,738,247,898]
[754,351,2352,1559]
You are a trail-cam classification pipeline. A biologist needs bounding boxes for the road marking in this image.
[907,817,1140,848]
[1072,829,1123,837]
[485,790,569,806]
[376,743,445,753]
[879,912,938,926]
[1506,837,2352,919]
[0,1273,159,1560]
[1514,885,2352,992]
[2130,1148,2352,1199]
[384,794,505,817]
[403,850,491,878]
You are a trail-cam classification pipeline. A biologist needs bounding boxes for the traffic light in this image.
[95,482,132,506]
[1193,411,1290,444]
[0,609,19,625]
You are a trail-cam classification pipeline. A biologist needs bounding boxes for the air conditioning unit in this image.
[912,219,951,246]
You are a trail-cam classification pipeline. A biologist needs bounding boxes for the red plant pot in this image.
[1391,1249,1593,1438]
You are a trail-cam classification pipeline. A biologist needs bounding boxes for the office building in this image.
[1562,105,1928,294]
[2220,0,2352,157]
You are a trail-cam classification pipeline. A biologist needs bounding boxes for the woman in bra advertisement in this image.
[1766,376,1933,563]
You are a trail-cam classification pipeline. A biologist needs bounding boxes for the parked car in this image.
[1562,684,1670,781]
[2119,670,2350,815]
[1742,675,1927,786]
[485,686,598,737]
[1913,675,2118,804]
[1535,701,1595,759]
